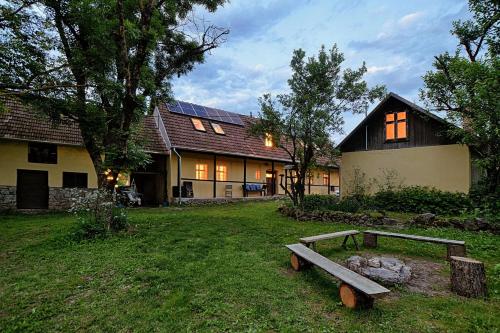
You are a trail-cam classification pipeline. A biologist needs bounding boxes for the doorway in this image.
[265,170,277,196]
[17,169,49,209]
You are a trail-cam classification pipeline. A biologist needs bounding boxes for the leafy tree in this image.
[0,0,228,187]
[250,45,386,207]
[420,0,499,193]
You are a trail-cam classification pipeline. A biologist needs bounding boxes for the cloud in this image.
[398,11,424,27]
[173,56,291,115]
[198,0,307,42]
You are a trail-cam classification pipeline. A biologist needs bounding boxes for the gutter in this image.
[172,147,182,205]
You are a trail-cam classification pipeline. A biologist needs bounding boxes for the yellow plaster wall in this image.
[167,151,287,199]
[0,140,98,188]
[340,144,471,195]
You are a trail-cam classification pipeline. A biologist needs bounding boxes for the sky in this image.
[172,0,471,142]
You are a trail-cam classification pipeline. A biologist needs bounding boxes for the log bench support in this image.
[286,243,390,309]
[363,233,377,248]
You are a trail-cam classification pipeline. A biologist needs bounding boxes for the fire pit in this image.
[346,256,411,285]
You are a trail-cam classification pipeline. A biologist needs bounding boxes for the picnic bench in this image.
[363,230,466,259]
[286,244,390,309]
[242,183,266,196]
[299,230,360,251]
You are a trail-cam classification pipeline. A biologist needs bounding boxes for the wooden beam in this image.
[213,154,216,198]
[328,169,331,195]
[271,160,275,195]
[243,158,247,197]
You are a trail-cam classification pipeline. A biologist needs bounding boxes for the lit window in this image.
[211,123,225,135]
[323,173,329,186]
[264,133,273,147]
[385,111,407,141]
[195,163,208,180]
[255,169,261,180]
[216,165,227,181]
[191,118,206,132]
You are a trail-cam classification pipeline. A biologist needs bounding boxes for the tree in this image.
[0,0,228,188]
[250,45,386,207]
[420,0,500,193]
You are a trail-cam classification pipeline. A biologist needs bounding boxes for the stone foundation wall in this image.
[175,195,286,207]
[0,186,16,211]
[0,186,95,212]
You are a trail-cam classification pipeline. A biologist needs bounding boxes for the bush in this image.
[303,194,365,213]
[371,186,472,215]
[303,194,339,211]
[69,189,129,240]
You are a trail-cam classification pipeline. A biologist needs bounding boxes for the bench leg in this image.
[342,236,349,249]
[351,235,360,251]
[339,283,374,309]
[447,244,466,260]
[363,233,377,248]
[290,253,311,271]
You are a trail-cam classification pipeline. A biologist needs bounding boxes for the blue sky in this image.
[172,0,470,142]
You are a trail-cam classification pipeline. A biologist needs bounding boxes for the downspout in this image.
[172,148,182,205]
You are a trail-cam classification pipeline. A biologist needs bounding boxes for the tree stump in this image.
[450,256,487,298]
[290,253,310,271]
[339,283,374,309]
[363,233,377,248]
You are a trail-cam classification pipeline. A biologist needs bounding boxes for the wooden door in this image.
[17,170,49,209]
[265,170,276,196]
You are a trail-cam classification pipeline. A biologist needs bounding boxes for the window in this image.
[211,122,225,135]
[28,142,57,164]
[323,173,329,186]
[255,169,261,180]
[195,163,208,180]
[216,165,227,181]
[385,111,407,141]
[264,133,273,147]
[63,172,88,188]
[191,118,206,132]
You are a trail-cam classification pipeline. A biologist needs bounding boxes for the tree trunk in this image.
[450,256,487,298]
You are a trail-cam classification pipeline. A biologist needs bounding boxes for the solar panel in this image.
[167,101,244,126]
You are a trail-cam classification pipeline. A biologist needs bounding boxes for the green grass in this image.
[0,201,499,332]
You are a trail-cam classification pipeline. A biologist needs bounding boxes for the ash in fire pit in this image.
[346,256,411,285]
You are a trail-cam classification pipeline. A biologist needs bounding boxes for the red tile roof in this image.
[158,103,292,162]
[0,96,168,154]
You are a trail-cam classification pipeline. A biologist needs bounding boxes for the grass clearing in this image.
[1,201,499,332]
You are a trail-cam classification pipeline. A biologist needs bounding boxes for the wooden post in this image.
[447,244,466,259]
[339,283,374,309]
[450,256,487,298]
[243,158,247,197]
[271,161,275,195]
[327,169,331,195]
[363,233,377,248]
[213,155,217,198]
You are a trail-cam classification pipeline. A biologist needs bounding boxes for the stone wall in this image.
[0,186,16,211]
[0,186,94,212]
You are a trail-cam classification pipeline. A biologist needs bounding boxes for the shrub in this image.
[303,194,339,211]
[371,186,472,215]
[69,188,129,240]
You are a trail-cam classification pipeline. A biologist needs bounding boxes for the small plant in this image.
[68,188,129,240]
[343,167,373,199]
[375,168,403,192]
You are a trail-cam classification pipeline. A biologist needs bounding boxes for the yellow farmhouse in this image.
[0,98,339,210]
[338,93,477,196]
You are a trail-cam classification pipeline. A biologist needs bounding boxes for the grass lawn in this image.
[1,201,499,332]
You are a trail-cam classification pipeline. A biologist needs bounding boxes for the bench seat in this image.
[300,230,359,250]
[286,243,390,305]
[363,230,466,259]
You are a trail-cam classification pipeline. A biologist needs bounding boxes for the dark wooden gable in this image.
[339,94,454,152]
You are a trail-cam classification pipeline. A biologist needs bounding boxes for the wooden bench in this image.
[286,244,390,309]
[363,230,466,259]
[299,230,360,251]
